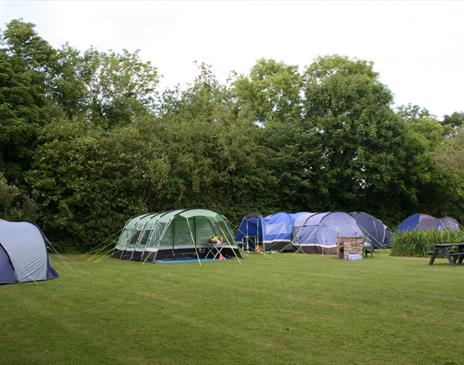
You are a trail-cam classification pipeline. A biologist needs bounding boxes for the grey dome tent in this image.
[113,209,241,263]
[439,216,461,231]
[351,212,392,248]
[0,221,59,284]
[292,212,363,254]
[398,213,440,232]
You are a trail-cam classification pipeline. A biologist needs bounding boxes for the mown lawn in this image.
[1,252,463,365]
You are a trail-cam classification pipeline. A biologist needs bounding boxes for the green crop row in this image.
[391,230,464,257]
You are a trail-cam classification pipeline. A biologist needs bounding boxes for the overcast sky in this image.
[1,1,463,117]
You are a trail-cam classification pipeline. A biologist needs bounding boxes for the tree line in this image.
[1,19,463,251]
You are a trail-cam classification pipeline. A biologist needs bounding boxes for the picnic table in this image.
[428,243,464,265]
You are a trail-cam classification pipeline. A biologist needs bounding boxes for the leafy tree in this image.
[396,104,431,122]
[302,56,410,220]
[434,127,464,178]
[28,119,169,250]
[234,58,302,127]
[0,20,59,184]
[233,59,311,211]
[79,48,159,128]
[157,63,276,222]
[401,117,464,222]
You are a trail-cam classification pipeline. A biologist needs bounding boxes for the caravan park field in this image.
[1,252,464,365]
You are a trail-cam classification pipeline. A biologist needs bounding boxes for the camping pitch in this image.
[351,212,392,248]
[235,212,294,252]
[113,209,241,263]
[0,221,59,284]
[398,213,461,232]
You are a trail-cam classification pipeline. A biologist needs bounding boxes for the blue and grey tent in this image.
[292,212,363,254]
[398,213,461,232]
[398,214,440,232]
[0,221,59,284]
[351,212,392,248]
[235,212,294,252]
[439,216,461,231]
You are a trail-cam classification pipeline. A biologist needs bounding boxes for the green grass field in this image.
[1,252,463,365]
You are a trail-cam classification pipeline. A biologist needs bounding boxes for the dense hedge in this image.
[391,231,464,257]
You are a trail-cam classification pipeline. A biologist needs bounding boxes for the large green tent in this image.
[113,209,241,263]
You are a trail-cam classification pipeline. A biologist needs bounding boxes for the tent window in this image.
[139,230,152,246]
[129,231,141,245]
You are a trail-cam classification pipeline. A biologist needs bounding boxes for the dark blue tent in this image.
[236,212,294,252]
[235,213,265,251]
[351,212,392,248]
[0,221,58,284]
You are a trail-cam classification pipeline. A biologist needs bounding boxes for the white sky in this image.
[1,0,463,117]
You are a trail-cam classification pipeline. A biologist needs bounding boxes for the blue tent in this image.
[398,213,461,232]
[292,212,363,254]
[351,212,392,248]
[236,212,294,251]
[234,213,264,251]
[0,221,58,284]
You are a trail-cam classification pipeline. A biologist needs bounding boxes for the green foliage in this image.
[391,230,464,257]
[396,104,431,122]
[80,48,159,127]
[0,21,57,183]
[234,58,302,126]
[0,19,159,187]
[435,127,464,178]
[28,119,169,250]
[157,63,276,222]
[442,111,464,135]
[0,172,37,221]
[302,56,411,218]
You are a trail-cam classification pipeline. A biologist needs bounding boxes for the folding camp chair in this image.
[363,242,374,257]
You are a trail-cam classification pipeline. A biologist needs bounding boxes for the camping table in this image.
[428,243,464,265]
[205,244,227,260]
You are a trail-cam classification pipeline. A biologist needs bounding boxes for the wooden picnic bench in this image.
[428,243,464,265]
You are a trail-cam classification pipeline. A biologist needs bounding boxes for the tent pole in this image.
[246,219,249,251]
[142,217,162,262]
[133,216,157,261]
[186,217,202,266]
[150,222,166,264]
[120,225,136,260]
[215,218,241,263]
[140,217,156,262]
